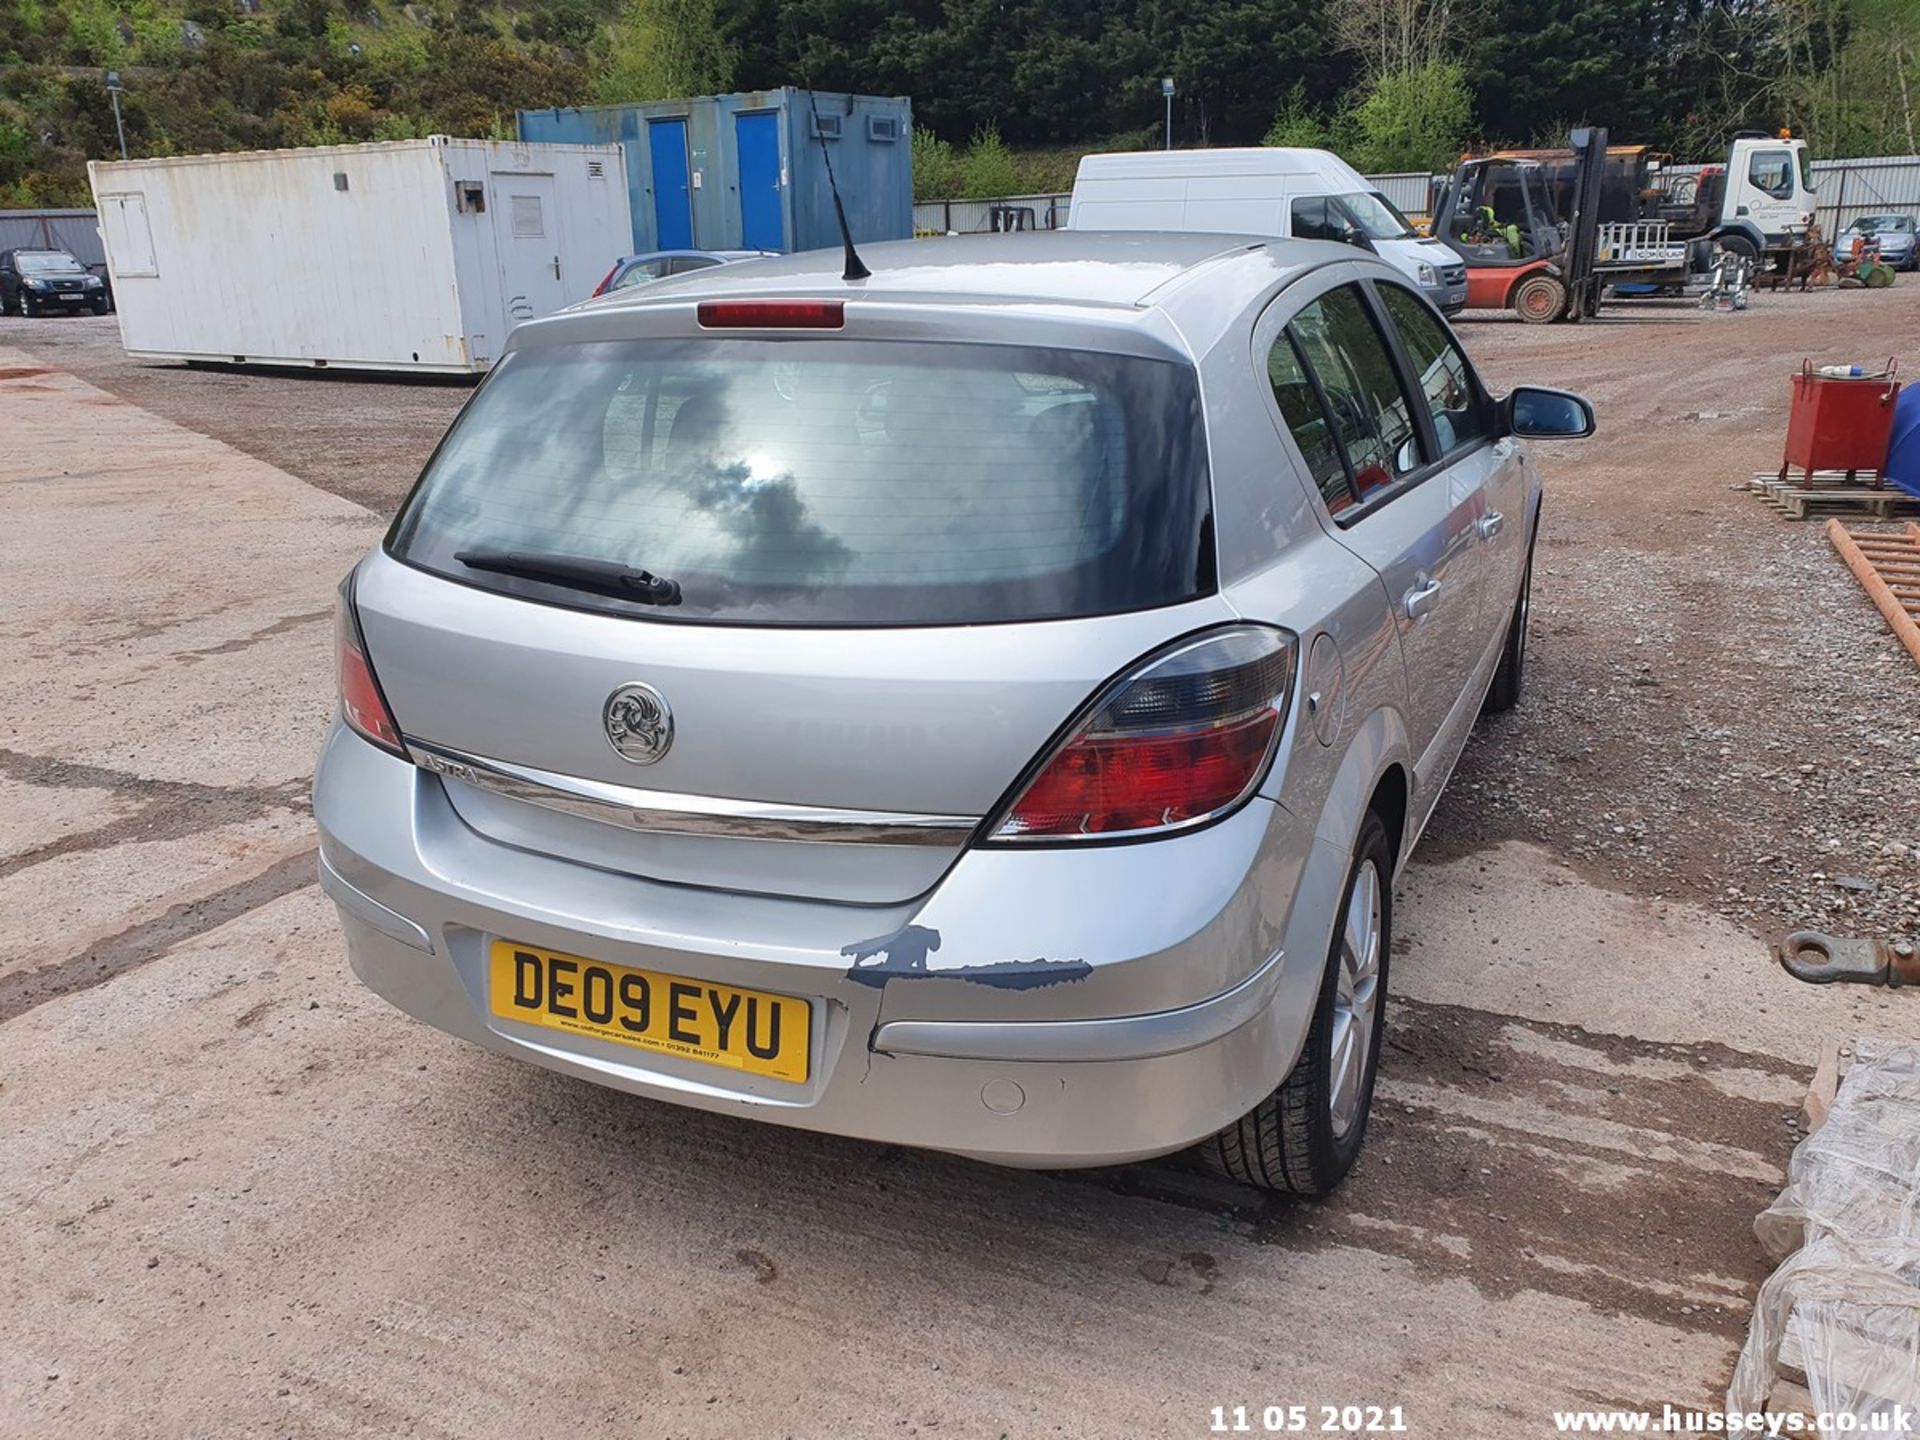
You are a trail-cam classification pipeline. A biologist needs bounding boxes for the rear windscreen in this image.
[387,337,1212,626]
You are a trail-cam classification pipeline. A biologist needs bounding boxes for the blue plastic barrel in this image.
[1889,385,1920,498]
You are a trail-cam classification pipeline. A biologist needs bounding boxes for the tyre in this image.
[89,298,109,316]
[1484,536,1534,713]
[1717,233,1758,264]
[1198,811,1392,1196]
[1513,273,1565,324]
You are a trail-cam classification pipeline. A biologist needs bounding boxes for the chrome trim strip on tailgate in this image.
[405,738,979,847]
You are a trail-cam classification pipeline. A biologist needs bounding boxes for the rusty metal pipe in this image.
[1827,520,1920,668]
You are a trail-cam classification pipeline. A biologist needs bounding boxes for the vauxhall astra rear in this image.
[316,232,1567,1193]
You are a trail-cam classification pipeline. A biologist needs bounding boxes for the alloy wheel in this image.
[1328,858,1383,1139]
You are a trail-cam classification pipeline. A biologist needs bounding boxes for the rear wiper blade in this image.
[455,549,681,605]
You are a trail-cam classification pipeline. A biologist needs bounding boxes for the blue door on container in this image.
[649,118,693,250]
[735,111,785,251]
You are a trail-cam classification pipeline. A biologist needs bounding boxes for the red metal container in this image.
[1780,360,1901,487]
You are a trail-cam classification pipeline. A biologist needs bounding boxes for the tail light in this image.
[697,300,844,329]
[336,576,405,758]
[591,264,619,298]
[988,626,1296,843]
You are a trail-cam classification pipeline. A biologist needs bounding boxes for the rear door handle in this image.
[1478,509,1506,540]
[1404,577,1443,621]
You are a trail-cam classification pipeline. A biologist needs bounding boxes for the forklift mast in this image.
[1562,125,1608,319]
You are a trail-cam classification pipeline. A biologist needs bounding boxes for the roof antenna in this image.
[806,85,870,281]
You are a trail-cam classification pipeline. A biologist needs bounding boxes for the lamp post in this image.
[1162,77,1175,150]
[105,70,128,161]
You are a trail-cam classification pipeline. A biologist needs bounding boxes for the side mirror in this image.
[1501,385,1595,439]
[1341,225,1377,254]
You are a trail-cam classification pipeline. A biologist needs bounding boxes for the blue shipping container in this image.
[518,89,913,256]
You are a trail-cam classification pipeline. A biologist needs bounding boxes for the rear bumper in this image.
[313,722,1348,1167]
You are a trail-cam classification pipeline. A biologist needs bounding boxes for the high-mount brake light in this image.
[696,300,844,329]
[336,578,405,759]
[990,626,1297,843]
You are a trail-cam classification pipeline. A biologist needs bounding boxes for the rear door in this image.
[1254,270,1489,785]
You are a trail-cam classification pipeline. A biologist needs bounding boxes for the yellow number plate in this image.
[488,940,810,1084]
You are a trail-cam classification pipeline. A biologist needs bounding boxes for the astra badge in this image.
[603,682,673,765]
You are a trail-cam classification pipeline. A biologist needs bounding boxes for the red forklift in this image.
[1430,126,1613,322]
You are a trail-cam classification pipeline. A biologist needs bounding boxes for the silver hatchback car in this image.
[316,232,1592,1194]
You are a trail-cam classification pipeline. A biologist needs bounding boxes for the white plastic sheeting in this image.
[1728,1039,1920,1435]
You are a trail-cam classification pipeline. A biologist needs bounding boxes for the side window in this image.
[668,255,721,275]
[1288,285,1423,505]
[1749,150,1793,199]
[1375,284,1491,456]
[1290,197,1343,242]
[1266,333,1355,515]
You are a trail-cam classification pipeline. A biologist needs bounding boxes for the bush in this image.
[910,126,962,201]
[1347,62,1472,175]
[956,123,1022,199]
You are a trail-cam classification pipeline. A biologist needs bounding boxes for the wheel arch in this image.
[1367,764,1410,874]
[1308,703,1416,876]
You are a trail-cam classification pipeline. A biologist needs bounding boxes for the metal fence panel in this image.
[1810,156,1920,236]
[1363,172,1436,215]
[0,209,105,267]
[913,193,1071,233]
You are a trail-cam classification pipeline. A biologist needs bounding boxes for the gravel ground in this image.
[6,294,1917,949]
[1435,293,1920,948]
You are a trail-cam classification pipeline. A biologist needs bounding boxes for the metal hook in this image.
[1776,930,1920,988]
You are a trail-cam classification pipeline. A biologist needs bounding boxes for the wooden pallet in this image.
[1751,472,1920,520]
[1828,521,1920,668]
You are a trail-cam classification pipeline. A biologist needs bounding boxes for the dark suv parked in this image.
[0,249,109,316]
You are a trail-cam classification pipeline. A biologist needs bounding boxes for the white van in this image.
[1068,148,1467,314]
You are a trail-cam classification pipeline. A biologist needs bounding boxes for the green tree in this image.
[1776,0,1920,156]
[1348,61,1473,173]
[1263,81,1331,148]
[597,0,736,102]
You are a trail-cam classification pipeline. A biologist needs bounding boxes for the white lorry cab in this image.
[1068,147,1468,314]
[1654,132,1819,264]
